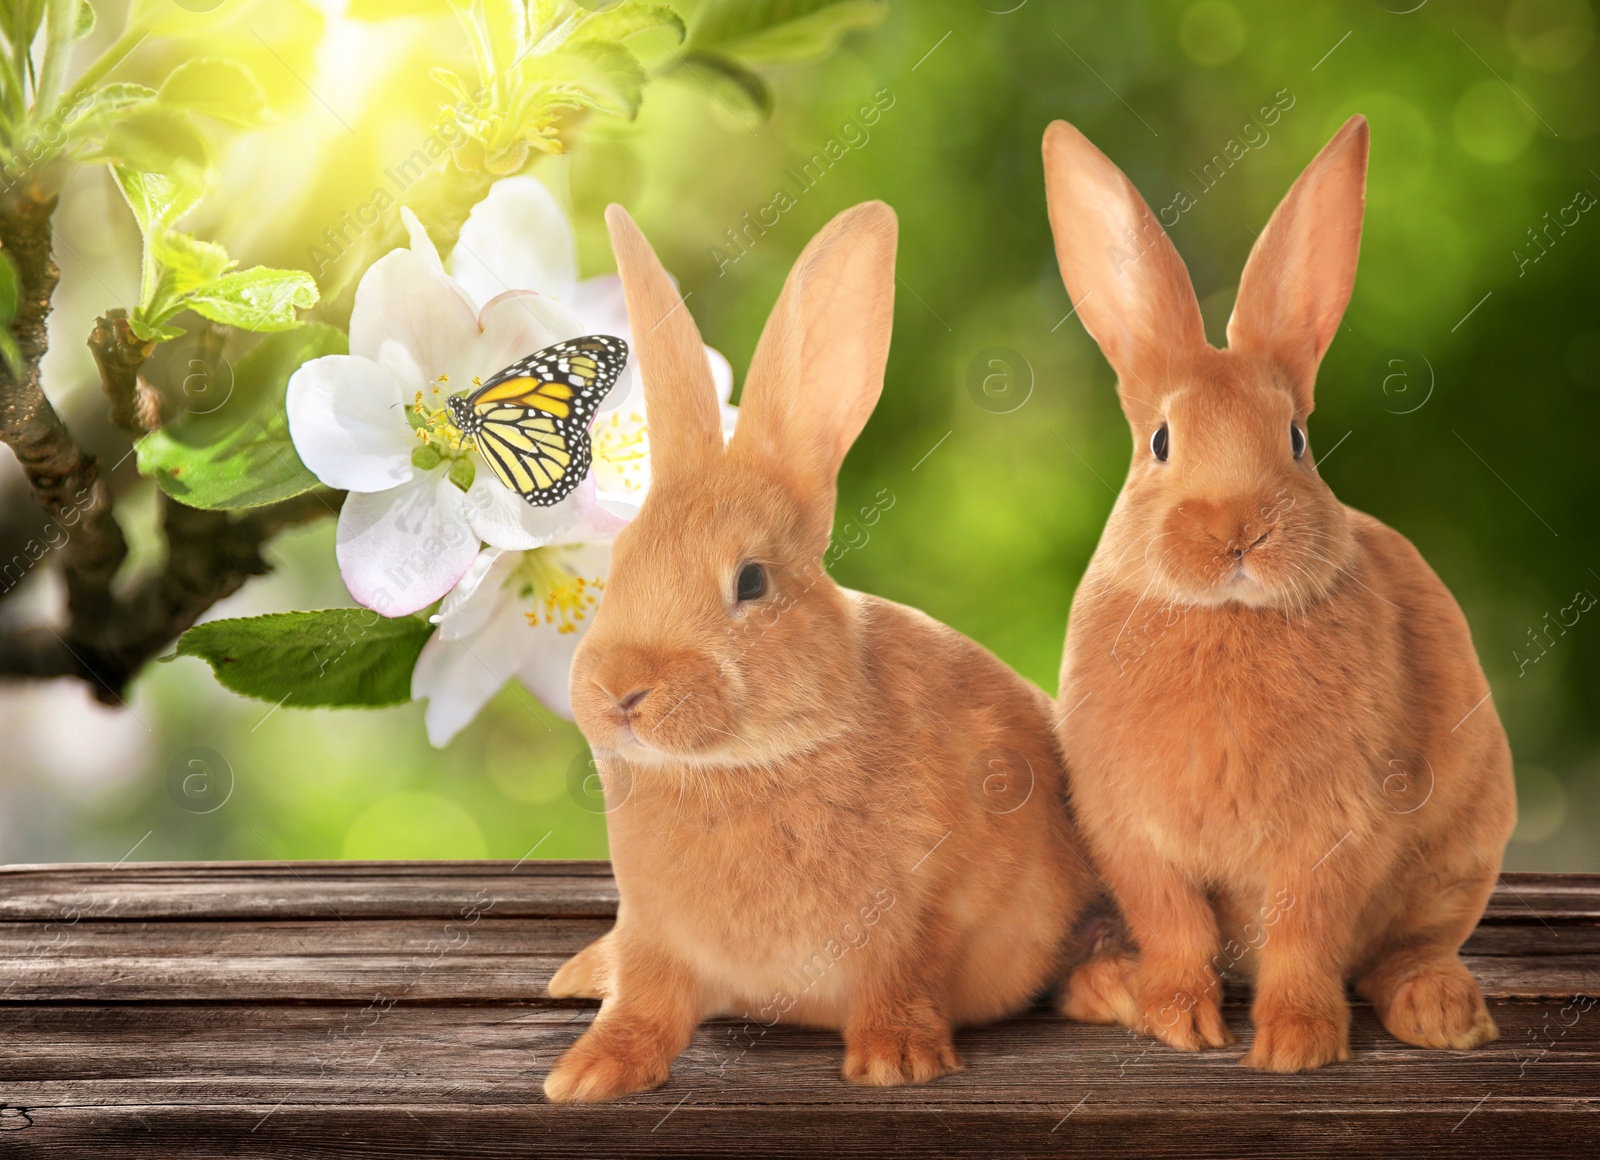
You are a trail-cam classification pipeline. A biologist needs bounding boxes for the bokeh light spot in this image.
[1454,79,1537,163]
[342,792,489,859]
[1179,1,1248,67]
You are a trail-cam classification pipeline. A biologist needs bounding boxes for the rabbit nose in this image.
[611,687,652,714]
[1227,529,1271,560]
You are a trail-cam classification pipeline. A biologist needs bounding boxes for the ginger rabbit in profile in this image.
[1044,115,1516,1072]
[543,201,1108,1103]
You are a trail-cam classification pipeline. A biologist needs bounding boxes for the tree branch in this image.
[0,488,346,699]
[0,191,131,637]
[0,191,348,700]
[89,309,159,433]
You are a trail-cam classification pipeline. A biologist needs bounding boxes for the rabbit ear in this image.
[1041,120,1207,402]
[1227,116,1368,405]
[732,201,897,507]
[605,204,723,477]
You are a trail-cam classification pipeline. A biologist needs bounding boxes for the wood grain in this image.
[0,864,1593,1158]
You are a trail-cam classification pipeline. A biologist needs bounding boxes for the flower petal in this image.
[434,547,516,642]
[473,290,582,379]
[336,470,479,617]
[464,462,585,550]
[412,608,526,746]
[514,620,585,721]
[401,206,448,279]
[451,176,578,310]
[708,346,734,404]
[591,401,650,510]
[515,542,612,718]
[349,247,480,392]
[286,355,416,492]
[574,273,736,415]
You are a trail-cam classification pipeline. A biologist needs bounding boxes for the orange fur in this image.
[542,203,1106,1103]
[1042,116,1516,1072]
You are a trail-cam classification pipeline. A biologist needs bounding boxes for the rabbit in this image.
[1042,115,1517,1072]
[541,201,1117,1104]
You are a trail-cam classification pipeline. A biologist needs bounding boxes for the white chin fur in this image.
[1157,570,1298,611]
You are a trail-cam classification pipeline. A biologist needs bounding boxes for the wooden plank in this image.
[0,862,1594,1157]
[1,865,1592,923]
[0,918,1593,1003]
[0,1004,1596,1158]
[0,861,618,922]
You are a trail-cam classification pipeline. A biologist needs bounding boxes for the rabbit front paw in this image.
[1133,974,1233,1051]
[1242,1006,1350,1072]
[1372,960,1498,1050]
[544,1028,673,1103]
[843,1001,964,1087]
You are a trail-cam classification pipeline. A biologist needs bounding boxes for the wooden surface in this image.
[0,863,1596,1158]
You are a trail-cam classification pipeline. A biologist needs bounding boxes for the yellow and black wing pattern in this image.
[446,335,628,507]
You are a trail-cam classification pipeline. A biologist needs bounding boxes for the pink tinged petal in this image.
[349,247,480,390]
[285,355,415,492]
[434,548,516,641]
[336,471,480,617]
[558,500,631,542]
[464,463,586,550]
[451,176,579,309]
[412,605,528,747]
[473,290,581,380]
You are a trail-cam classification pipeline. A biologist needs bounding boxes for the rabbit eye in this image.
[1151,423,1170,462]
[736,562,767,602]
[1291,424,1306,459]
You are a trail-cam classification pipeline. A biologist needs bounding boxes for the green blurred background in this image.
[4,0,1597,869]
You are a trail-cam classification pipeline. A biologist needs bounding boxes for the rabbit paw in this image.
[549,940,609,1000]
[544,1033,671,1103]
[843,1013,964,1087]
[1059,950,1140,1027]
[1242,1009,1350,1072]
[1375,963,1498,1050]
[1133,975,1233,1051]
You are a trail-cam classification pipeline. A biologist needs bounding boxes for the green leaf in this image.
[136,323,346,509]
[583,2,685,44]
[677,50,772,118]
[0,331,21,378]
[688,0,887,64]
[158,57,272,128]
[127,316,185,342]
[72,0,95,40]
[429,66,476,108]
[0,251,21,374]
[524,38,648,119]
[153,231,235,297]
[62,82,158,132]
[142,231,236,325]
[0,1,47,55]
[112,165,207,311]
[0,251,20,329]
[186,267,320,333]
[483,0,529,74]
[172,610,435,708]
[95,107,212,192]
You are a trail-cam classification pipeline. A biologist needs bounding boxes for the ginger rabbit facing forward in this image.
[542,202,1105,1103]
[1044,116,1515,1072]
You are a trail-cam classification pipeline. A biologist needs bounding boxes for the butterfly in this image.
[446,335,628,507]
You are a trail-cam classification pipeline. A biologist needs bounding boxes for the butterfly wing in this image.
[466,336,627,506]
